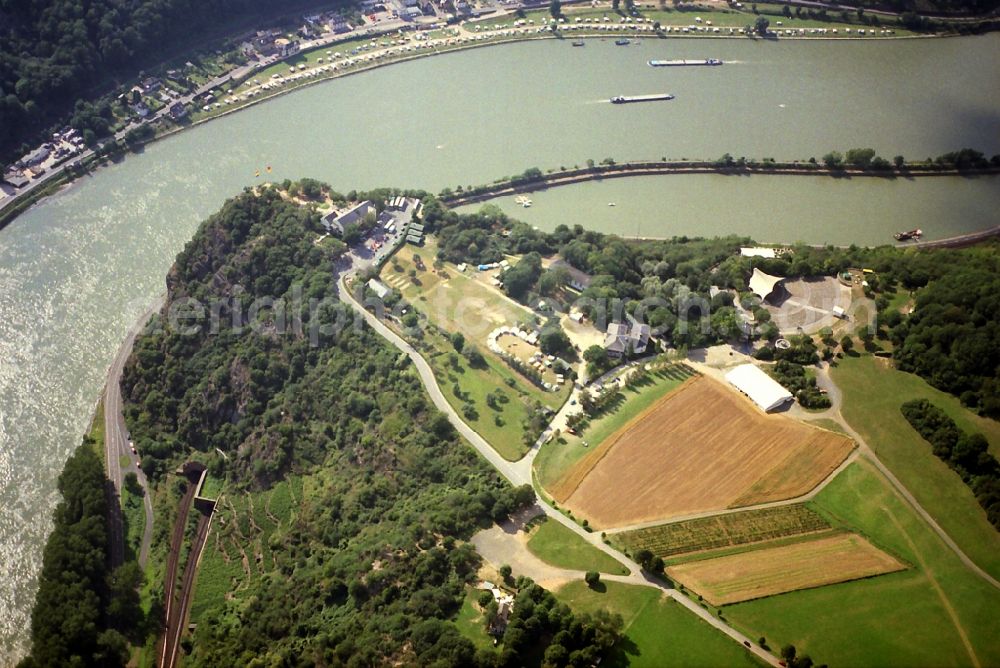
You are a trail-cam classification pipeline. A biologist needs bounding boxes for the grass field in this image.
[555,581,764,667]
[554,376,854,528]
[382,239,569,460]
[832,355,1000,579]
[121,485,146,560]
[614,505,831,560]
[534,365,693,492]
[454,588,494,651]
[724,459,1000,668]
[667,532,905,606]
[385,240,566,410]
[526,517,629,575]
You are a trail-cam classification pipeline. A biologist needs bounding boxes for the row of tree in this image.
[18,443,143,667]
[900,399,1000,530]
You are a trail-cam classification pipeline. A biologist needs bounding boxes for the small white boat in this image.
[608,202,616,207]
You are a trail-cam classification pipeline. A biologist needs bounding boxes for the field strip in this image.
[666,532,907,606]
[603,448,862,535]
[549,376,700,502]
[881,503,980,668]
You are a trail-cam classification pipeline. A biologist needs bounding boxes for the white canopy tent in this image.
[748,268,785,302]
[725,364,794,412]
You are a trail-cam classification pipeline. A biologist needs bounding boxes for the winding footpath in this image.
[339,273,781,667]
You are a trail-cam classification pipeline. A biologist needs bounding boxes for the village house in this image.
[322,200,376,236]
[550,258,593,292]
[604,319,651,357]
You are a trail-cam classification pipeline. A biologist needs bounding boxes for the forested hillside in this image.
[117,186,619,665]
[0,0,338,157]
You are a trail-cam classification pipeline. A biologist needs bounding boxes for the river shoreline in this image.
[0,28,963,232]
[442,160,1000,208]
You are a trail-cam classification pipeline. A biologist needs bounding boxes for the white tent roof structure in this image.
[725,364,793,412]
[740,247,777,258]
[748,268,785,302]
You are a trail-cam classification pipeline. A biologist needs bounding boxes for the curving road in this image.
[103,296,164,568]
[339,273,782,667]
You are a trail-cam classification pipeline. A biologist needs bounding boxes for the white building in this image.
[725,364,793,412]
[367,278,391,299]
[740,247,778,258]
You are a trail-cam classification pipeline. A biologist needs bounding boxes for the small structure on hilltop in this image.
[725,363,793,412]
[748,268,786,303]
[367,278,391,300]
[322,200,375,236]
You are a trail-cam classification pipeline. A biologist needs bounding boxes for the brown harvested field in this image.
[666,532,907,605]
[553,376,854,528]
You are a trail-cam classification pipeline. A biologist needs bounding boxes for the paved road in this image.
[338,273,782,667]
[103,296,164,568]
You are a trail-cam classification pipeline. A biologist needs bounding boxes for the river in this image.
[1,34,998,661]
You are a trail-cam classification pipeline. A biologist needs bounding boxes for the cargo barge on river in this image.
[611,93,675,104]
[648,59,723,66]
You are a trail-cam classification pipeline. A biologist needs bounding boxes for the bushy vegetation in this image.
[900,399,1000,530]
[890,249,1000,416]
[769,360,831,409]
[498,580,622,666]
[17,443,140,667]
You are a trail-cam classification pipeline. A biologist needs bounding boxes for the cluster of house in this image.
[3,127,85,189]
[303,11,354,35]
[320,197,425,246]
[603,318,652,358]
[240,29,302,60]
[476,581,515,637]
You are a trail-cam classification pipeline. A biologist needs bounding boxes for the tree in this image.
[894,155,906,168]
[840,335,853,352]
[539,328,572,356]
[845,147,876,169]
[550,0,562,18]
[451,332,465,352]
[584,345,611,376]
[502,253,543,300]
[585,571,600,588]
[499,564,513,581]
[822,151,844,169]
[755,16,770,34]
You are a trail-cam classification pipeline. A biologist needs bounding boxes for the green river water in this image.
[0,34,998,661]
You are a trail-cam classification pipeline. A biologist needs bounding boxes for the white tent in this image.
[740,247,777,258]
[725,364,793,412]
[748,268,785,302]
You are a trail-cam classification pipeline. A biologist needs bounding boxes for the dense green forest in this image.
[115,186,619,665]
[17,442,142,667]
[0,0,342,158]
[901,399,1000,530]
[891,248,1000,417]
